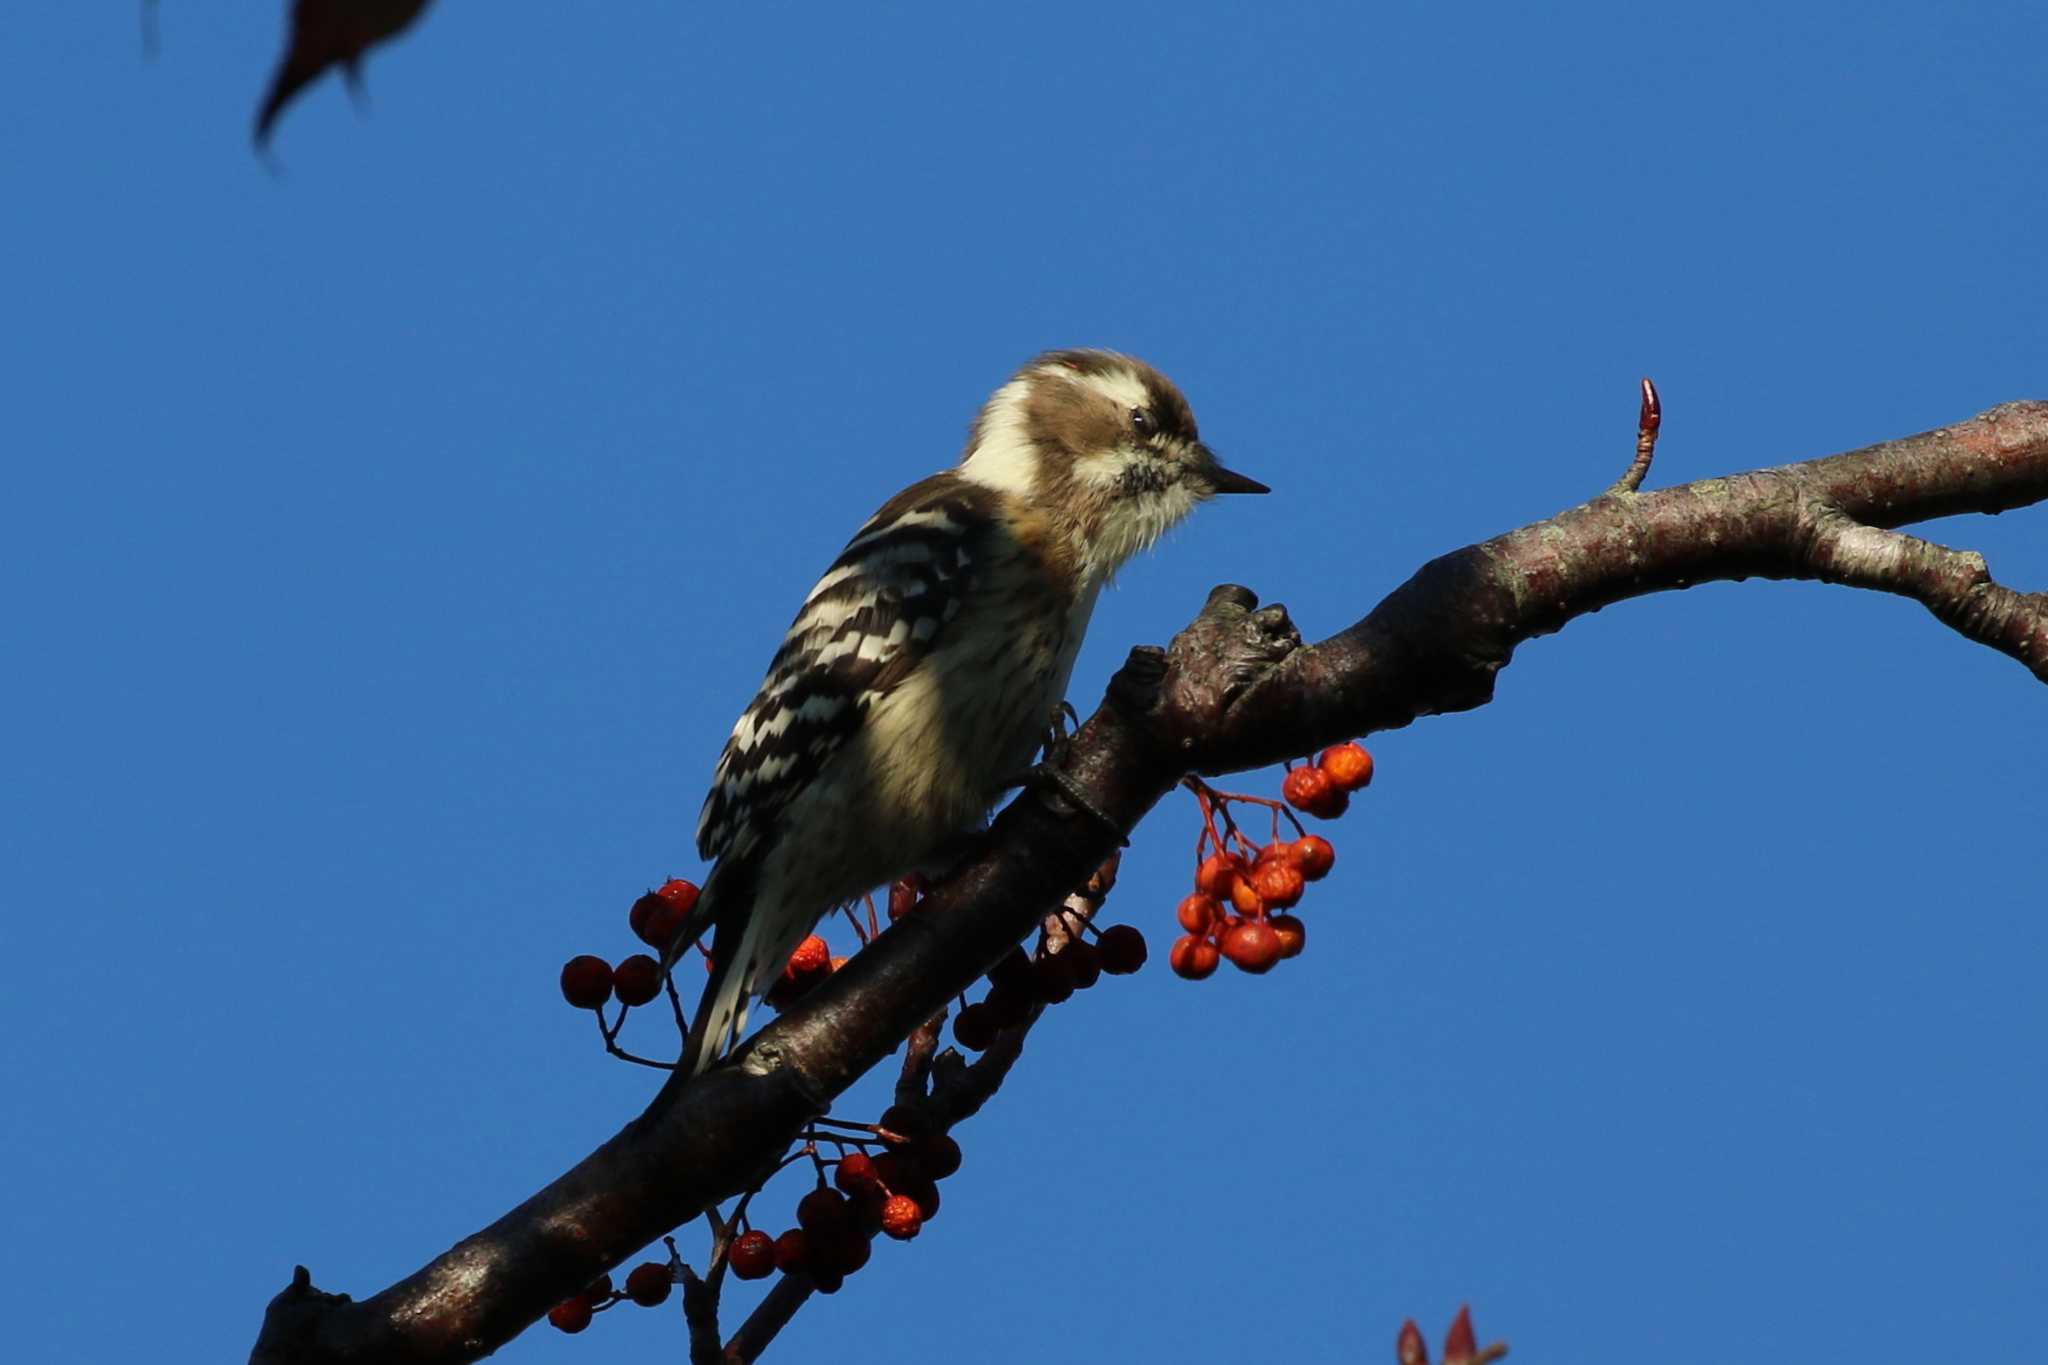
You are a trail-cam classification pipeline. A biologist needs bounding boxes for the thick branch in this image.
[250,399,2048,1364]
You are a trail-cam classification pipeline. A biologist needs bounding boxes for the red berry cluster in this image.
[949,917,1147,1054]
[725,1106,963,1295]
[1169,744,1373,980]
[558,877,702,1012]
[544,1259,676,1334]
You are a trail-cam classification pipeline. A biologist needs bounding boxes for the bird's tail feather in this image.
[677,876,818,1079]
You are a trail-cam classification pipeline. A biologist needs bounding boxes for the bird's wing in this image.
[695,473,995,863]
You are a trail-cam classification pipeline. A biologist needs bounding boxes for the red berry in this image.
[558,955,613,1009]
[871,1150,915,1191]
[772,1229,808,1274]
[797,1187,852,1235]
[1228,874,1265,917]
[952,1001,997,1052]
[879,1193,924,1240]
[582,1272,613,1304]
[1097,924,1147,974]
[836,1151,883,1196]
[1062,938,1102,990]
[811,1225,871,1276]
[901,1175,941,1221]
[612,954,662,1006]
[1290,834,1336,881]
[728,1229,776,1280]
[1169,934,1220,980]
[917,1133,962,1181]
[624,1261,671,1307]
[810,1268,846,1294]
[1029,953,1075,1004]
[1269,913,1306,959]
[1177,893,1220,934]
[1221,920,1283,973]
[627,891,667,946]
[877,1103,934,1146]
[986,945,1034,993]
[1318,742,1374,791]
[1249,859,1305,910]
[1196,852,1247,899]
[983,982,1034,1029]
[888,876,920,920]
[547,1297,593,1333]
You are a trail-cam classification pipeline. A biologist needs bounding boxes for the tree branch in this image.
[249,398,2048,1364]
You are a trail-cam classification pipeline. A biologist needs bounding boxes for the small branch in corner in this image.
[1609,377,1662,494]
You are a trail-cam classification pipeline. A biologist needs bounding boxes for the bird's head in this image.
[958,349,1266,583]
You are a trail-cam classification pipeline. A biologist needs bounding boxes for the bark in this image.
[250,399,2048,1364]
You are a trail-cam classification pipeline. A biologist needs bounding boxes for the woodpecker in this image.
[663,349,1266,1076]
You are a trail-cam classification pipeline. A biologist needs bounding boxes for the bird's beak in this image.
[1198,445,1269,495]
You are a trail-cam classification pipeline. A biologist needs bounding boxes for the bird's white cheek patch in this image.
[1072,448,1137,489]
[958,381,1040,496]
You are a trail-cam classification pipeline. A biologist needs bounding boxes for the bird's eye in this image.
[1130,408,1158,438]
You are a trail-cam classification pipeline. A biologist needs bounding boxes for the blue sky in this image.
[3,3,2044,1361]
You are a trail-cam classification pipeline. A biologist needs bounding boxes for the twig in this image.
[678,1263,723,1365]
[1609,377,1662,494]
[894,1010,944,1108]
[722,1274,814,1364]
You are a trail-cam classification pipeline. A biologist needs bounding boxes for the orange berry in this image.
[728,1229,776,1280]
[1177,893,1220,934]
[1269,913,1306,959]
[558,955,613,1010]
[1282,764,1349,818]
[1097,924,1148,974]
[624,1261,671,1307]
[1221,920,1283,973]
[1169,934,1220,980]
[1318,742,1374,791]
[786,935,830,978]
[1196,852,1248,899]
[1290,834,1336,880]
[1250,859,1305,910]
[1228,875,1265,917]
[612,954,662,1007]
[879,1193,923,1240]
[547,1297,593,1333]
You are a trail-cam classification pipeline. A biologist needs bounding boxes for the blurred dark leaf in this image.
[254,0,435,150]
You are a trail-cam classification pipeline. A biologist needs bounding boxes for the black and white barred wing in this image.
[695,474,991,863]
